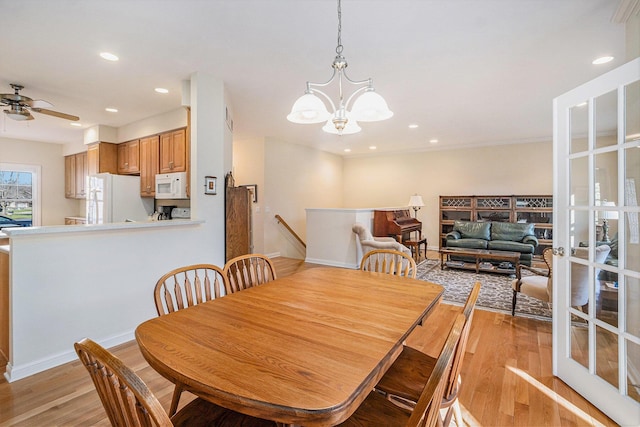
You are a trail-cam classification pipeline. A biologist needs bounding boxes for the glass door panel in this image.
[570,102,589,154]
[595,90,618,149]
[595,325,619,388]
[570,156,589,207]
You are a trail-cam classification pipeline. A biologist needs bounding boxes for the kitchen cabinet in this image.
[65,217,86,225]
[139,135,159,197]
[64,152,88,199]
[87,142,118,175]
[74,151,87,198]
[117,139,140,175]
[159,129,187,173]
[64,155,75,198]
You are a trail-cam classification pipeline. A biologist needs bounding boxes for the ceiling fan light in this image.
[4,109,33,121]
[287,93,331,124]
[350,90,393,122]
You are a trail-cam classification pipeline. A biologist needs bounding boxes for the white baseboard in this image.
[304,257,357,269]
[4,331,135,383]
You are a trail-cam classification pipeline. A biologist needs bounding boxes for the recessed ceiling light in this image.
[408,124,419,129]
[70,122,83,127]
[429,139,438,144]
[154,87,169,94]
[592,56,614,65]
[369,146,376,150]
[576,101,588,107]
[344,148,351,152]
[105,107,118,113]
[99,52,119,61]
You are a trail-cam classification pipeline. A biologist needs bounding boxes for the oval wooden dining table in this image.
[135,267,443,426]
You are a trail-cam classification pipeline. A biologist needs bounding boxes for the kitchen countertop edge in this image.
[3,219,205,237]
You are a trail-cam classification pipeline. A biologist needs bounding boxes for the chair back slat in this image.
[444,281,481,399]
[154,264,227,316]
[409,314,466,427]
[360,249,417,278]
[223,254,277,294]
[74,338,171,427]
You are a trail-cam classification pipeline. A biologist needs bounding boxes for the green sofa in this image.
[445,220,539,266]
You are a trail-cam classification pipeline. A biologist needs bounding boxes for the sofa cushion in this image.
[453,220,490,240]
[488,240,535,254]
[490,222,534,242]
[446,238,488,250]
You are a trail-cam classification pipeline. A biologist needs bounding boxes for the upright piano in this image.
[373,209,422,242]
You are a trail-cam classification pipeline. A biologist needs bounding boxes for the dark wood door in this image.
[225,186,251,261]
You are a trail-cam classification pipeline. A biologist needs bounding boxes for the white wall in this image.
[5,73,230,382]
[117,108,188,142]
[0,137,77,225]
[232,138,265,253]
[342,141,553,250]
[264,139,343,258]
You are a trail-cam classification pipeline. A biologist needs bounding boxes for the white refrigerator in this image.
[86,173,154,224]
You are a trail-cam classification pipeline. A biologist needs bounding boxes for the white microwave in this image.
[155,172,188,199]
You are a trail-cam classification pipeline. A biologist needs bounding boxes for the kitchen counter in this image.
[3,219,203,238]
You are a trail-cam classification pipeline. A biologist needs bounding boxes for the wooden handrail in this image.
[275,214,306,248]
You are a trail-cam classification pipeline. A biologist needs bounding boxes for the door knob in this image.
[553,247,565,256]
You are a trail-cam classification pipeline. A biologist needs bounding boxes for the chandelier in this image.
[287,0,393,135]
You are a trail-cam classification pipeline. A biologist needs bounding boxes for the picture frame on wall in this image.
[242,184,257,203]
[204,176,217,195]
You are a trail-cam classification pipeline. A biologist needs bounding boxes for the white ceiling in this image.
[0,0,629,156]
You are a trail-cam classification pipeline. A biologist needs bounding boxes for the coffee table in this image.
[439,247,520,277]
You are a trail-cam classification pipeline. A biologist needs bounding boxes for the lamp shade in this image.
[350,90,393,122]
[4,108,33,121]
[408,195,425,208]
[287,93,331,124]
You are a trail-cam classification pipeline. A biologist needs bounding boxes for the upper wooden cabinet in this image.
[117,139,140,175]
[64,155,76,198]
[87,142,118,175]
[139,135,159,197]
[159,129,187,173]
[64,152,88,199]
[75,152,87,198]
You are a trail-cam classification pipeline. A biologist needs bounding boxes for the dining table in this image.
[135,267,443,426]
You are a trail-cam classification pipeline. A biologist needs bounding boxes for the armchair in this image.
[511,245,611,316]
[352,223,411,266]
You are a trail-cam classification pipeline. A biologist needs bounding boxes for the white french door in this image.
[553,57,640,426]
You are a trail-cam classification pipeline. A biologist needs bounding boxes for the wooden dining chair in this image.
[154,263,227,316]
[338,314,465,427]
[74,338,277,427]
[360,249,417,278]
[153,263,227,415]
[375,281,481,427]
[223,254,277,294]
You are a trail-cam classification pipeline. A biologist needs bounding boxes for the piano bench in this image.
[404,237,427,262]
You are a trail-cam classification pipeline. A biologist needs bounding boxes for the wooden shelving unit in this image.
[439,195,553,257]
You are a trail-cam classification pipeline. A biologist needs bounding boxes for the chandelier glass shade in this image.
[287,0,392,135]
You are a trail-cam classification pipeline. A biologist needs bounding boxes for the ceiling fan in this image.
[1,83,79,122]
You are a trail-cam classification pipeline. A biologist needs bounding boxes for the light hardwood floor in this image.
[0,256,616,426]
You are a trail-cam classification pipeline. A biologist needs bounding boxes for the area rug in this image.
[417,259,552,320]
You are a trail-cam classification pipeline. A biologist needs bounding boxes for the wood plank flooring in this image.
[0,256,616,426]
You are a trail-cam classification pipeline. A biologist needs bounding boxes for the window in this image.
[0,164,40,227]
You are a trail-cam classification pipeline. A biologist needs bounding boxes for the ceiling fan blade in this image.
[25,99,54,108]
[31,108,79,121]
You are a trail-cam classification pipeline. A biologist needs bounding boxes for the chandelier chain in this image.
[336,0,343,55]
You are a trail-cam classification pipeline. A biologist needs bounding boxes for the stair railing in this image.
[275,214,306,248]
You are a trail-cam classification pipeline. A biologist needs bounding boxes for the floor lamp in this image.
[601,201,618,243]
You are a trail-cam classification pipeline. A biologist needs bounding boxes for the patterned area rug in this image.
[417,259,552,320]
